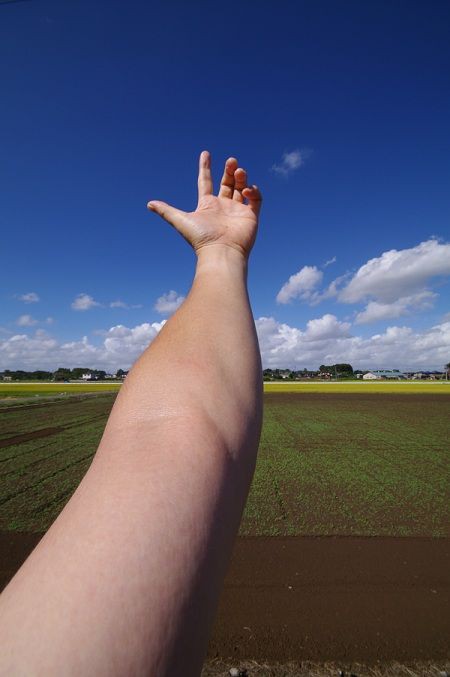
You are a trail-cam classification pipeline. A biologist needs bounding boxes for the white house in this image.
[363,370,406,380]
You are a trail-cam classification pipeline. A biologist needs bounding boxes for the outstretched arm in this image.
[0,152,263,676]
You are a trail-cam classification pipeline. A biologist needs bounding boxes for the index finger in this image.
[197,150,213,199]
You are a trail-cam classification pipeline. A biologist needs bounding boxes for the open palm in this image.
[148,151,262,259]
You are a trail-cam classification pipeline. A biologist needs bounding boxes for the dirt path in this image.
[1,533,448,663]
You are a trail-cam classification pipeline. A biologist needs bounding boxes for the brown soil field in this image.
[1,532,449,665]
[1,392,449,669]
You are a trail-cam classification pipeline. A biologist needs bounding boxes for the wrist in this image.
[195,244,248,275]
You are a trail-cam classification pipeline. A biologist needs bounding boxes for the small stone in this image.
[229,669,239,677]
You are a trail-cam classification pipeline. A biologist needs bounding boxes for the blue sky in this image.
[1,0,449,371]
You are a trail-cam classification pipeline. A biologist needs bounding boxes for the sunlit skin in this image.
[148,152,262,257]
[0,152,263,677]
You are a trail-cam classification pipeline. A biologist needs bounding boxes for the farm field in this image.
[0,394,115,531]
[242,392,450,537]
[0,382,121,400]
[0,391,449,534]
[0,390,449,663]
[264,380,450,394]
[1,380,449,402]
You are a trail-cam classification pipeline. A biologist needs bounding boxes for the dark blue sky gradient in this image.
[1,0,449,364]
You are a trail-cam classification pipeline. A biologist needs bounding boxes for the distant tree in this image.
[116,369,127,379]
[335,363,353,374]
[31,370,53,381]
[53,368,72,382]
[319,363,353,376]
[71,367,90,380]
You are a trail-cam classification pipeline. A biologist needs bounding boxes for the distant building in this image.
[412,371,443,380]
[363,370,406,380]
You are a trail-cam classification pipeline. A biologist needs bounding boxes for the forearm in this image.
[107,244,262,458]
[0,246,263,677]
[0,150,264,676]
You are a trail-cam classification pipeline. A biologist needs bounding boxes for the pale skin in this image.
[0,152,263,676]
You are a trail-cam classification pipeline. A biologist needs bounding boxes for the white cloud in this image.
[355,291,436,324]
[280,239,450,321]
[323,256,337,268]
[304,314,351,340]
[0,322,165,372]
[109,300,144,310]
[1,315,449,373]
[338,239,450,304]
[276,266,323,304]
[71,294,101,311]
[256,315,450,371]
[18,292,40,303]
[16,314,38,327]
[154,290,185,315]
[272,149,309,176]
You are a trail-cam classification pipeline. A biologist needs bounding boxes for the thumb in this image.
[147,200,186,233]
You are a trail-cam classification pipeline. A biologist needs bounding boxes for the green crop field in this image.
[0,391,449,536]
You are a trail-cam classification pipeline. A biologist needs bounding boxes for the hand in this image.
[147,151,262,259]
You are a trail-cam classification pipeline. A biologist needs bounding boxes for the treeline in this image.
[263,364,355,381]
[0,368,128,381]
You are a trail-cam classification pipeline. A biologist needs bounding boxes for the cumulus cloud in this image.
[154,290,185,315]
[279,239,450,322]
[256,316,450,371]
[2,316,449,372]
[276,266,323,304]
[71,294,101,311]
[355,291,436,324]
[338,239,450,304]
[17,292,40,303]
[304,314,351,340]
[272,149,309,176]
[0,322,165,372]
[16,315,38,327]
[110,300,143,310]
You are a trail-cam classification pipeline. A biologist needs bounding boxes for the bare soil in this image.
[208,536,449,663]
[1,533,448,665]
